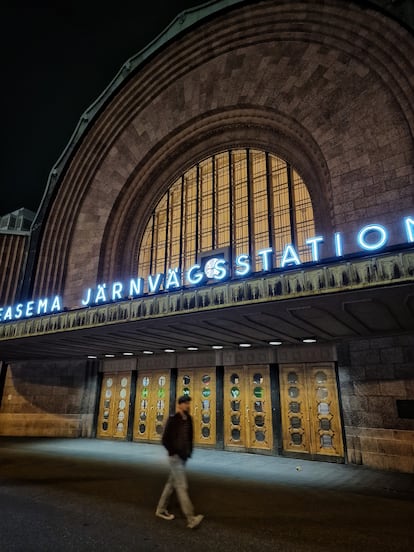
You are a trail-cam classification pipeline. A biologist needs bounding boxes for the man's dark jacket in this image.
[162,412,194,461]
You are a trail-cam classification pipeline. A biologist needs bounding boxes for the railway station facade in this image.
[0,0,413,473]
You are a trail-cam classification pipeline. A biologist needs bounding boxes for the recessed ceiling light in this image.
[187,347,198,351]
[303,338,317,343]
[87,355,97,359]
[212,345,223,349]
[122,352,133,356]
[269,341,282,346]
[143,350,154,355]
[104,354,115,358]
[164,348,175,353]
[239,343,251,348]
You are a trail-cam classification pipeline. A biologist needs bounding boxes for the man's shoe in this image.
[187,514,204,529]
[156,509,175,520]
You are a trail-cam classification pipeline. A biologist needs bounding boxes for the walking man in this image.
[156,395,204,529]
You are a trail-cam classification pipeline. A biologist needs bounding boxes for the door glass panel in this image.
[315,371,327,383]
[288,372,298,384]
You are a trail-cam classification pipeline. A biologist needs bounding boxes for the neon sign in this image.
[1,217,413,322]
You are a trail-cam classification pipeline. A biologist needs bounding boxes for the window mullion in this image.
[164,190,170,275]
[265,152,274,251]
[287,163,297,247]
[246,148,253,260]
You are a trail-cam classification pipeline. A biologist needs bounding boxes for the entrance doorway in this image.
[97,372,131,439]
[176,368,216,447]
[279,363,344,459]
[224,365,273,452]
[133,370,171,442]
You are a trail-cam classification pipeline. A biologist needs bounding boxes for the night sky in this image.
[0,1,205,217]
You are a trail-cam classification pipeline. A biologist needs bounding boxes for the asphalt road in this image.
[0,438,413,552]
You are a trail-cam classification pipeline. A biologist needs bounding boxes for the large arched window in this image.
[138,149,314,281]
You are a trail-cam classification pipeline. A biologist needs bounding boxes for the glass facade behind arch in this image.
[138,149,314,282]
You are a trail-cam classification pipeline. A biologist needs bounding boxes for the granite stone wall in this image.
[0,359,98,438]
[338,335,414,473]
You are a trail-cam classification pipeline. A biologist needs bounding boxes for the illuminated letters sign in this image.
[0,296,62,323]
[0,217,413,322]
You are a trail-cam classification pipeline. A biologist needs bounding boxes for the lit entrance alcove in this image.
[176,368,217,447]
[279,363,344,459]
[133,370,171,442]
[97,372,131,440]
[224,365,273,452]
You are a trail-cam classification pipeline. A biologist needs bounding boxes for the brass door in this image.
[280,363,344,458]
[176,368,216,447]
[133,370,171,442]
[97,372,131,439]
[224,365,273,452]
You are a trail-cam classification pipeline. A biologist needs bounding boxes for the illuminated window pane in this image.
[137,149,315,283]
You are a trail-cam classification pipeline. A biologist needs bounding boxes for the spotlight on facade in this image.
[187,347,198,351]
[104,354,115,357]
[143,350,154,354]
[164,348,175,353]
[239,343,251,348]
[122,352,134,356]
[87,355,97,359]
[269,341,282,346]
[212,345,223,349]
[302,338,317,343]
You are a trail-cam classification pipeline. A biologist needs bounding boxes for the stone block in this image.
[350,348,380,365]
[380,348,404,364]
[359,436,379,453]
[0,413,81,437]
[384,455,414,474]
[379,380,408,398]
[349,339,371,352]
[364,364,395,380]
[393,364,414,379]
[367,396,396,418]
[353,380,380,397]
[376,439,413,457]
[361,451,388,471]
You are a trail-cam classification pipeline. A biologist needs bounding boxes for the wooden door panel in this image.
[177,368,216,447]
[279,365,311,453]
[224,365,273,451]
[224,367,247,449]
[307,365,344,457]
[133,370,170,442]
[247,366,273,451]
[97,373,131,440]
[280,363,344,458]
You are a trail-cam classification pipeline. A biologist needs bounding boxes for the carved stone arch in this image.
[28,0,414,307]
[99,106,333,281]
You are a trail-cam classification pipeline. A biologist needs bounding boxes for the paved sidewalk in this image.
[1,437,414,552]
[1,436,413,500]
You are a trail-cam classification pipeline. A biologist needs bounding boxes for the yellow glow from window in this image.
[138,149,315,283]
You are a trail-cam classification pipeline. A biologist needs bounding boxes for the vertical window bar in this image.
[228,150,233,269]
[246,148,253,259]
[212,155,216,250]
[195,163,200,258]
[164,189,170,275]
[149,212,155,274]
[179,176,185,274]
[265,152,274,250]
[287,162,297,246]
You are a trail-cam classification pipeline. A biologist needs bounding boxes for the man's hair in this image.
[178,395,191,404]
